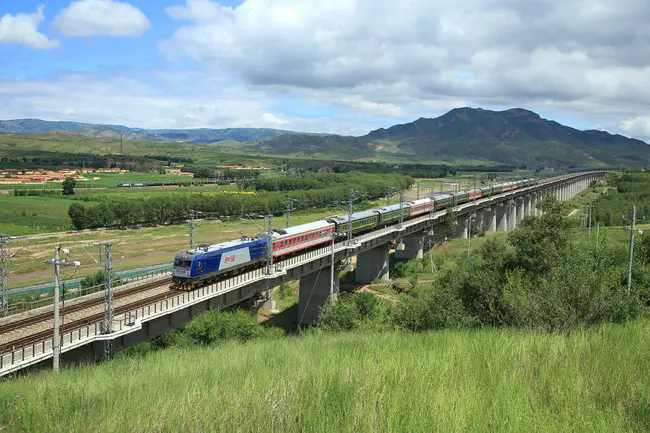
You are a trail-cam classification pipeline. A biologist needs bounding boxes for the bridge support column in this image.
[355,245,390,284]
[516,198,525,225]
[458,214,470,238]
[497,203,508,232]
[509,200,517,230]
[525,195,532,217]
[298,267,339,325]
[486,207,497,232]
[395,233,424,261]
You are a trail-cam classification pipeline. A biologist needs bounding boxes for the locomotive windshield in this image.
[174,258,192,268]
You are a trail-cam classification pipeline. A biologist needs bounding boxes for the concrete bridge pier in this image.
[458,214,470,238]
[485,207,497,232]
[395,233,425,261]
[298,266,339,325]
[509,200,517,230]
[524,195,532,217]
[355,244,390,284]
[516,197,525,225]
[497,203,508,232]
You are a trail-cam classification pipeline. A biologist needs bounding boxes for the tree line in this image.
[67,172,413,229]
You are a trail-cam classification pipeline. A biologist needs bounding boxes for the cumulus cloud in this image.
[159,0,650,140]
[621,116,650,141]
[0,5,59,49]
[52,0,150,37]
[166,0,224,22]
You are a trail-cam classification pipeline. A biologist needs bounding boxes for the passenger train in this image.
[171,178,537,290]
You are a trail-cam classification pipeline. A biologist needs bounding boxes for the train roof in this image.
[430,193,454,201]
[408,198,432,206]
[328,209,377,223]
[272,220,333,237]
[373,203,404,213]
[184,237,262,255]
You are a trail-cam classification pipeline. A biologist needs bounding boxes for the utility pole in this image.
[399,189,405,228]
[265,214,275,306]
[44,247,80,372]
[101,243,114,359]
[0,234,8,311]
[266,215,274,275]
[189,210,195,250]
[52,247,61,372]
[285,198,303,228]
[626,206,636,294]
[330,233,335,298]
[588,204,593,238]
[120,133,124,155]
[347,190,355,246]
[467,212,477,258]
[416,182,420,200]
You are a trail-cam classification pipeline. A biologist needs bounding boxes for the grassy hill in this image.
[2,321,649,431]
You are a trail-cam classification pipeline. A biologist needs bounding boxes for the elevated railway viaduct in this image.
[0,172,602,376]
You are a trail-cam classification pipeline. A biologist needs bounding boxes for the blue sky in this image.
[0,0,648,140]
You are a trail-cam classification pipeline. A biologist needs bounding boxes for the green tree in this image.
[68,203,87,229]
[507,196,571,274]
[444,211,458,239]
[62,177,76,195]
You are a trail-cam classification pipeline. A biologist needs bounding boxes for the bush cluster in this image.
[124,310,284,357]
[319,196,646,333]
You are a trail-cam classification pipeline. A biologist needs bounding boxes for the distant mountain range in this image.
[0,118,295,143]
[251,108,650,167]
[2,109,649,168]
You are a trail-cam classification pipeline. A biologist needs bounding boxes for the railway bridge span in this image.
[0,171,602,376]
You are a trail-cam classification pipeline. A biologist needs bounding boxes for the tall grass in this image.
[2,321,649,431]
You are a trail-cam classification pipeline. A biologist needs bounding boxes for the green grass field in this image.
[2,320,649,431]
[0,195,91,232]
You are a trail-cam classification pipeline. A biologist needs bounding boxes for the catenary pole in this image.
[627,206,636,294]
[53,247,61,372]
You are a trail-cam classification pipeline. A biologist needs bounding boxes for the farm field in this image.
[2,320,648,431]
[4,208,350,289]
[0,195,95,233]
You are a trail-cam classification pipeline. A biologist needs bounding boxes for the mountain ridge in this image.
[251,107,649,167]
[0,118,297,144]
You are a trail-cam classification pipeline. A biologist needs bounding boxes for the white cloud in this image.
[158,0,650,140]
[621,116,650,140]
[52,0,150,37]
[166,0,225,22]
[0,5,59,49]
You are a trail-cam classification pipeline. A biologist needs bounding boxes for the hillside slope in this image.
[255,108,650,167]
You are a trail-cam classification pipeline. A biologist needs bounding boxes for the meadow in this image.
[1,320,648,431]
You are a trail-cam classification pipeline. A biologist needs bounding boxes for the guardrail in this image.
[2,266,172,318]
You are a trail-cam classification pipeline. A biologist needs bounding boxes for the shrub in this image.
[185,310,283,345]
[394,283,472,331]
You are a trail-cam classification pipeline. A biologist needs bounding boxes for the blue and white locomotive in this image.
[172,237,267,289]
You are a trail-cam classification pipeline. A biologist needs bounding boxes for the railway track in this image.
[0,277,172,336]
[0,288,176,356]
